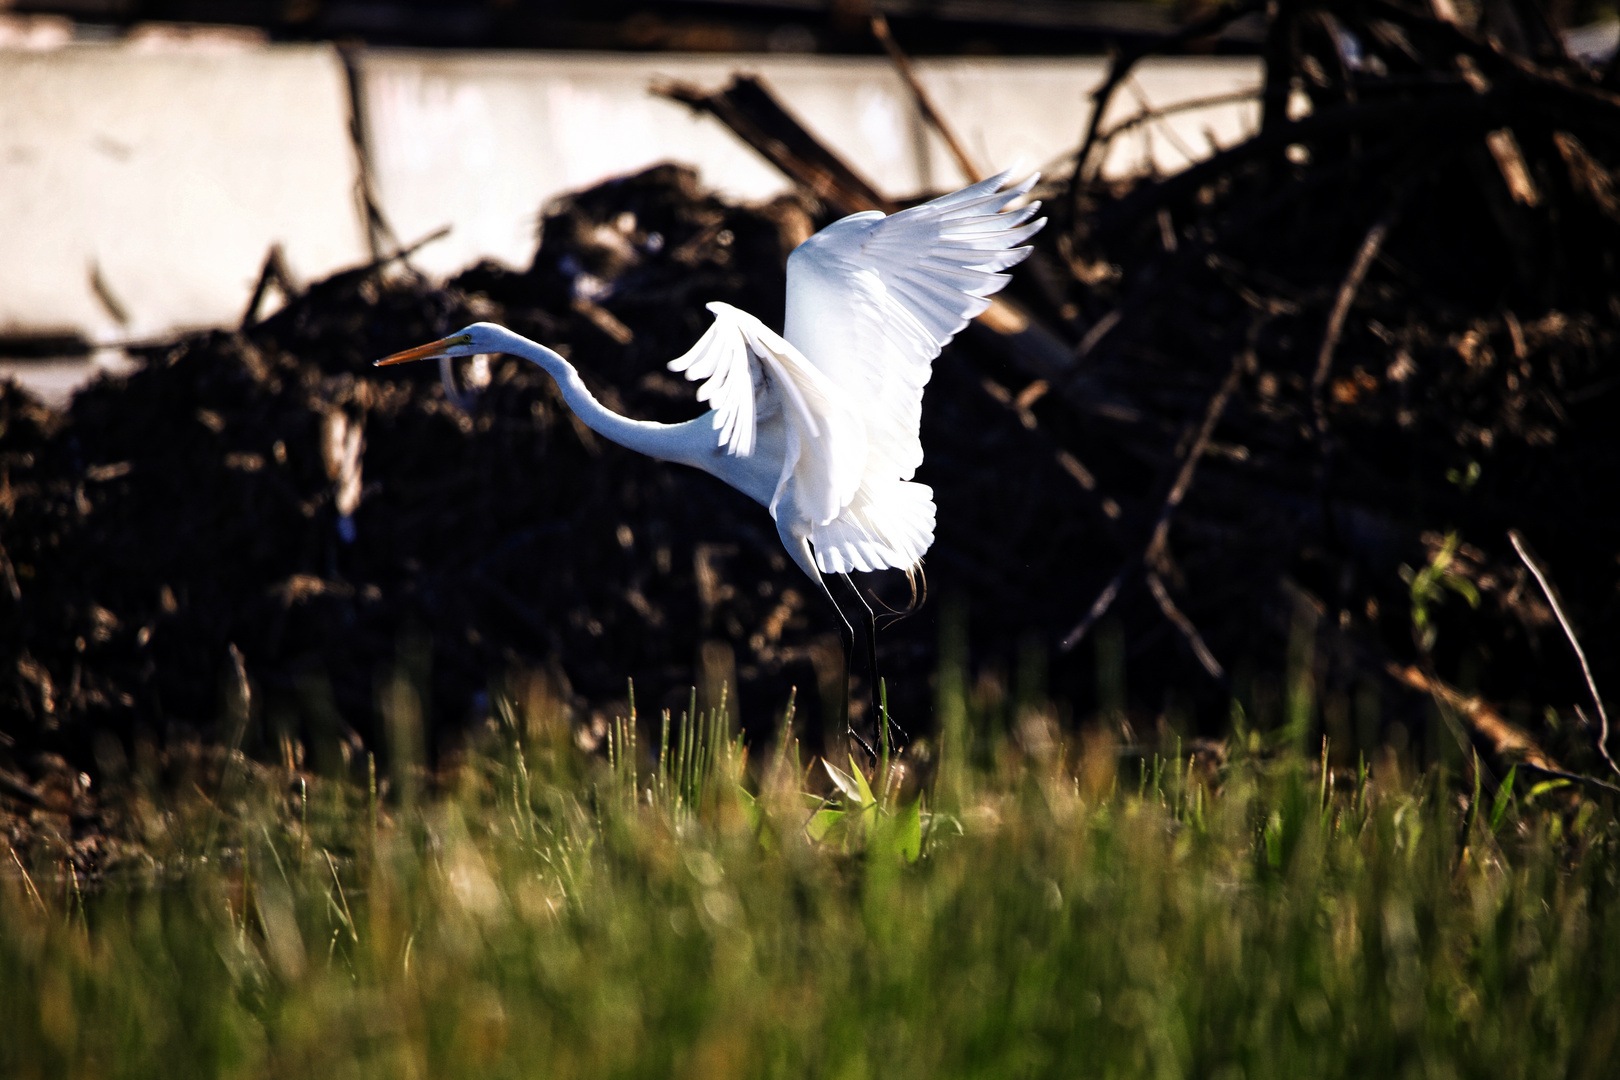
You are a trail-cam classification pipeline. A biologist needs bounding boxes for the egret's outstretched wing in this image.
[669,302,866,525]
[784,170,1044,482]
[667,302,773,458]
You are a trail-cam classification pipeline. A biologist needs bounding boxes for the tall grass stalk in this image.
[3,674,1619,1080]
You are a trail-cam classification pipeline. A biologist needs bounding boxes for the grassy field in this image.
[4,663,1620,1080]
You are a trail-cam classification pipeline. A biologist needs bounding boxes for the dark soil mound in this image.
[5,1,1620,785]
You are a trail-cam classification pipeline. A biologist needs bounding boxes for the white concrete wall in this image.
[913,56,1262,184]
[360,50,1262,278]
[0,41,1262,353]
[361,51,945,277]
[0,42,370,345]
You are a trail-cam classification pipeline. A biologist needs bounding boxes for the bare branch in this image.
[1072,0,1268,185]
[1310,215,1394,438]
[871,15,984,185]
[1061,342,1249,654]
[1060,566,1129,656]
[1091,88,1265,152]
[1146,572,1226,680]
[1509,529,1620,781]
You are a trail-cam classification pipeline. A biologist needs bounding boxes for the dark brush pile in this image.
[0,165,874,768]
[0,163,1102,770]
[4,0,1620,786]
[1024,0,1620,770]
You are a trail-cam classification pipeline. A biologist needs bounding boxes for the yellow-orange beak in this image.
[374,333,470,366]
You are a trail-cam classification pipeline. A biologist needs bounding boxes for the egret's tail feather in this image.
[810,480,936,577]
[869,561,928,621]
[902,562,927,616]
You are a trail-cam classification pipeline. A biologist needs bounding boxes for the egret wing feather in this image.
[784,170,1045,485]
[667,304,762,457]
[669,302,867,526]
[679,173,1045,579]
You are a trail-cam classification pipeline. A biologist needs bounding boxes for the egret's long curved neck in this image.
[513,339,702,464]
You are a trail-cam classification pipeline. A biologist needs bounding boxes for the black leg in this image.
[814,573,874,762]
[839,574,881,726]
[840,574,907,747]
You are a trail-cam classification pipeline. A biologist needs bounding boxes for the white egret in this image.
[377,170,1044,743]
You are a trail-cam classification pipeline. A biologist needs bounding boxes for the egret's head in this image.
[374,322,514,367]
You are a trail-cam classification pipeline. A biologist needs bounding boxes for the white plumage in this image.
[662,169,1044,581]
[376,170,1044,697]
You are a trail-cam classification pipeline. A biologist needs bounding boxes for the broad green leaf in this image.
[823,758,867,807]
[893,797,923,862]
[805,808,845,843]
[848,754,876,808]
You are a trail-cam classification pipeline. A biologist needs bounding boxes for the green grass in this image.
[4,674,1620,1080]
